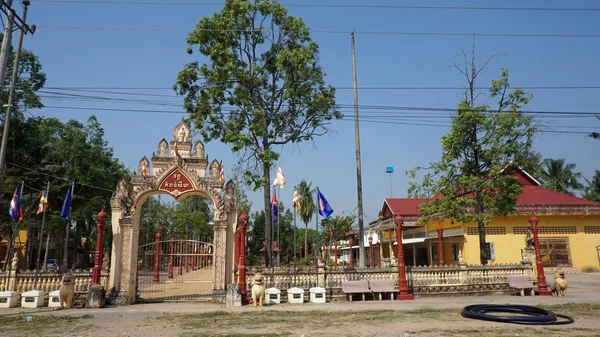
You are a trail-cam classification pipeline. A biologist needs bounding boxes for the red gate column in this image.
[530,213,551,296]
[394,213,414,300]
[153,231,161,283]
[334,240,338,267]
[92,206,108,285]
[377,240,381,268]
[234,226,240,270]
[436,222,445,266]
[368,235,373,268]
[238,211,249,305]
[178,241,183,275]
[168,236,174,279]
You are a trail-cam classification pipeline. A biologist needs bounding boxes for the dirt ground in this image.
[2,273,599,337]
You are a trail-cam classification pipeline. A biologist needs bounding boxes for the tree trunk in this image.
[263,163,272,268]
[304,223,308,259]
[478,220,488,265]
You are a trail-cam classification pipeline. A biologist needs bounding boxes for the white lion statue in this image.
[251,272,265,307]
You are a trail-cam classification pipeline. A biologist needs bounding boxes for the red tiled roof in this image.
[517,186,599,205]
[381,167,600,216]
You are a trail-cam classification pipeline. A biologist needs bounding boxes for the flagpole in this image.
[4,181,23,271]
[315,187,319,265]
[293,204,296,262]
[63,181,74,271]
[36,181,50,271]
[277,187,280,267]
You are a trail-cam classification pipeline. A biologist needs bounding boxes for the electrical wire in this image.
[7,162,116,193]
[462,304,574,325]
[33,26,600,38]
[26,1,600,12]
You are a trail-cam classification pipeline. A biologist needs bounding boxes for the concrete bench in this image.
[341,280,370,301]
[507,275,535,296]
[369,280,398,300]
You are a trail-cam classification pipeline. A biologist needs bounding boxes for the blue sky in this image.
[17,0,600,224]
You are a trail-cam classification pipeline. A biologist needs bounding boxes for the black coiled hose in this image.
[462,304,574,325]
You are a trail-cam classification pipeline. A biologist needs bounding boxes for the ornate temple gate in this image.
[108,119,239,304]
[137,234,214,301]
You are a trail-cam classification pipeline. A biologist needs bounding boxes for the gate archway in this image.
[108,119,239,304]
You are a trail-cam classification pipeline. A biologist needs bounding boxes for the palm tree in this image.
[296,180,315,258]
[539,158,583,195]
[584,170,600,202]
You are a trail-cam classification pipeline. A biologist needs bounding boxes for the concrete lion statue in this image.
[251,272,265,307]
[551,269,567,297]
[59,272,75,308]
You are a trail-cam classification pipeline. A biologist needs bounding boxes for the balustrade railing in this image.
[0,268,109,295]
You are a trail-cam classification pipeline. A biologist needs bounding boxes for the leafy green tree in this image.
[321,215,356,241]
[408,64,537,265]
[539,158,583,195]
[584,170,600,202]
[174,0,340,267]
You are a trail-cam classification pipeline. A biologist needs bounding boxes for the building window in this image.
[452,244,459,260]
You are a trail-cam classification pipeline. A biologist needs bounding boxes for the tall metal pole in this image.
[0,1,31,178]
[36,181,49,271]
[0,0,16,100]
[351,31,365,268]
[277,188,280,266]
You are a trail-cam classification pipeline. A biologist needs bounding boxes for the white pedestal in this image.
[287,287,304,304]
[48,290,61,308]
[309,286,326,303]
[265,287,281,304]
[21,290,46,308]
[0,291,20,308]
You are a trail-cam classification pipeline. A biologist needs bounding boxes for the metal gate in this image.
[137,233,214,302]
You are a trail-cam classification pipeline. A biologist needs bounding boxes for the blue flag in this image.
[61,185,73,223]
[317,188,333,218]
[8,186,23,223]
[271,189,278,223]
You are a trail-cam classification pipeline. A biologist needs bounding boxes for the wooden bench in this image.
[507,275,535,296]
[341,280,370,301]
[369,280,398,300]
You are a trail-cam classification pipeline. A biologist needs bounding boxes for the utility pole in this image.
[351,31,365,268]
[0,1,33,179]
[0,0,16,99]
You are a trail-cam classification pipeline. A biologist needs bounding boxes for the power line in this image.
[27,1,600,12]
[7,161,116,192]
[34,85,600,91]
[33,26,600,38]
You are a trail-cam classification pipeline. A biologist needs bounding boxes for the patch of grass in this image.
[181,333,292,337]
[2,314,96,336]
[539,303,600,317]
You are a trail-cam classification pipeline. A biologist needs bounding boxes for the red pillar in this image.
[168,236,174,279]
[91,206,108,285]
[436,223,445,266]
[334,240,338,266]
[530,214,551,296]
[368,235,373,268]
[153,231,161,283]
[395,213,414,300]
[313,243,317,266]
[305,244,308,261]
[238,211,249,305]
[234,226,240,269]
[178,241,183,275]
[377,240,381,268]
[285,249,289,264]
[186,242,190,273]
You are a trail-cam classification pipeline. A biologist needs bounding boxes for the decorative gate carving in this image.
[108,119,239,304]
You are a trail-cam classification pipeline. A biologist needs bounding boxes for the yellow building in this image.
[368,168,600,271]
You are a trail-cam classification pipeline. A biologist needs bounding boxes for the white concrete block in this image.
[48,290,61,308]
[0,291,20,308]
[265,287,281,304]
[309,286,326,303]
[21,290,46,308]
[287,287,304,304]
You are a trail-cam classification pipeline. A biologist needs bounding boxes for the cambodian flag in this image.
[271,188,278,223]
[9,186,23,223]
